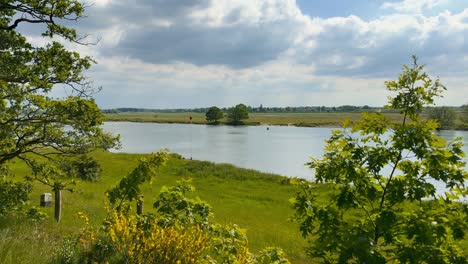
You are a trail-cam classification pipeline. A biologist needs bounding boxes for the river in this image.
[103,122,468,182]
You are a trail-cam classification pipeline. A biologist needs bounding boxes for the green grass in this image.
[1,151,332,264]
[2,151,467,263]
[104,112,406,127]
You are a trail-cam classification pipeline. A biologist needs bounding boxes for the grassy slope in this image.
[1,151,467,263]
[1,151,331,264]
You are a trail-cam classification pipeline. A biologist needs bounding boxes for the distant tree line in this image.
[102,105,468,129]
[102,105,383,114]
[427,104,468,130]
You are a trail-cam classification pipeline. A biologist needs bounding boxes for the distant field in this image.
[104,112,407,127]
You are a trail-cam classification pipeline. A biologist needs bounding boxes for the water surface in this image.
[103,122,468,182]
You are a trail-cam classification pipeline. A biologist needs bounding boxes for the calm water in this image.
[103,122,468,182]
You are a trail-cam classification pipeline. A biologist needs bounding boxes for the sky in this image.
[21,0,468,108]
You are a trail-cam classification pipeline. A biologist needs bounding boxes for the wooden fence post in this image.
[137,195,144,215]
[55,189,62,222]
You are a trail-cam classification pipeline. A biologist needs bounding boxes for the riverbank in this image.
[104,111,468,130]
[104,112,405,127]
[2,151,316,263]
[2,151,468,263]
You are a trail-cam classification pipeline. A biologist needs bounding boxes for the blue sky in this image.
[297,0,385,18]
[297,0,466,18]
[25,0,468,108]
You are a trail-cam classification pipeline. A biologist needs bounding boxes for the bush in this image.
[0,180,32,217]
[60,156,103,182]
[428,106,456,129]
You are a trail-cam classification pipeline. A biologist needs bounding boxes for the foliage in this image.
[0,0,119,167]
[153,180,212,227]
[1,0,119,220]
[54,155,292,264]
[292,56,468,263]
[256,247,291,264]
[461,104,468,127]
[206,106,224,123]
[105,211,211,264]
[52,238,80,264]
[25,207,48,222]
[71,191,289,264]
[60,156,103,182]
[228,104,250,124]
[2,151,308,263]
[428,106,456,129]
[0,179,32,216]
[107,150,169,209]
[75,203,288,264]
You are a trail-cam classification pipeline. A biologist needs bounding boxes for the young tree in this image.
[292,56,468,263]
[428,106,456,130]
[205,106,224,124]
[228,104,249,124]
[1,1,119,215]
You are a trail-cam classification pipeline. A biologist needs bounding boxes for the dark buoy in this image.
[266,127,269,130]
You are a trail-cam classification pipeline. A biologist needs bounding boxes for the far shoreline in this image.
[103,111,468,131]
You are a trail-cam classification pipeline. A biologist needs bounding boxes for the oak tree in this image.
[292,56,468,263]
[228,104,249,124]
[205,106,224,124]
[1,1,118,215]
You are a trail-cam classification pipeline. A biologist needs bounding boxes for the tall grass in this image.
[1,151,323,263]
[3,151,466,263]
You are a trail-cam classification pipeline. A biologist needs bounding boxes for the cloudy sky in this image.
[24,0,468,108]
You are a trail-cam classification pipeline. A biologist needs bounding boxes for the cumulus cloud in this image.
[31,0,468,107]
[292,10,468,77]
[381,0,448,13]
[82,0,304,68]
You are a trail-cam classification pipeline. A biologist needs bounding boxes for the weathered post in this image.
[137,195,144,215]
[40,193,52,207]
[54,188,62,222]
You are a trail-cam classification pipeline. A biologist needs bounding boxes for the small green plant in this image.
[25,207,47,222]
[52,238,79,264]
[153,179,212,227]
[0,180,32,217]
[256,247,291,264]
[107,150,169,210]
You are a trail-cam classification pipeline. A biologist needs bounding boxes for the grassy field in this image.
[1,151,467,263]
[0,151,335,264]
[104,112,407,127]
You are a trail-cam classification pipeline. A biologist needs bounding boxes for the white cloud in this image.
[189,0,302,26]
[381,0,448,13]
[39,0,468,107]
[94,0,111,7]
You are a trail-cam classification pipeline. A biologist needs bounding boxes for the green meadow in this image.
[0,151,335,264]
[1,151,467,264]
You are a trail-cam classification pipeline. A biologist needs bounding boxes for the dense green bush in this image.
[0,180,32,216]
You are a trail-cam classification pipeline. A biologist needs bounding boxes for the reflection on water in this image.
[103,122,468,182]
